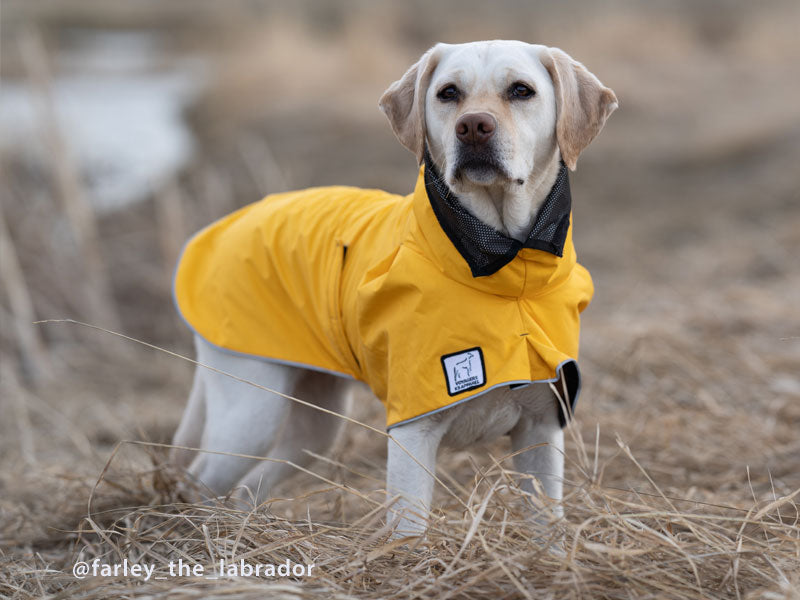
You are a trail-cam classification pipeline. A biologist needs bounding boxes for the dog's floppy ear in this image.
[541,47,618,171]
[379,45,442,164]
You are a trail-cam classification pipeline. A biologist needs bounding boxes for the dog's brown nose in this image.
[455,112,497,145]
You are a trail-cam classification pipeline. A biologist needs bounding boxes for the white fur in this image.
[424,42,562,240]
[171,40,615,538]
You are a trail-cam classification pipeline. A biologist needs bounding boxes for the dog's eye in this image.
[509,82,535,99]
[437,85,460,102]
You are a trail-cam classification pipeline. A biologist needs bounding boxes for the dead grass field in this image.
[1,1,799,598]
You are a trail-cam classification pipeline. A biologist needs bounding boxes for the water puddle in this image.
[0,27,206,211]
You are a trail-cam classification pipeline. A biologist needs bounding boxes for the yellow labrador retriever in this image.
[171,40,617,536]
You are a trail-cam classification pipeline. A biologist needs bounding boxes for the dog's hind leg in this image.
[170,367,206,469]
[231,371,352,507]
[182,337,301,498]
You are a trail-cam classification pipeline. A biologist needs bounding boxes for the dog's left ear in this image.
[379,45,442,164]
[541,47,618,171]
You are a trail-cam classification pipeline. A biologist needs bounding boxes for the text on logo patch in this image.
[441,347,486,396]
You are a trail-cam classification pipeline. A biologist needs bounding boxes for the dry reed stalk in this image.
[18,26,121,331]
[200,165,233,221]
[0,189,51,382]
[237,133,289,195]
[154,177,186,286]
[0,362,37,465]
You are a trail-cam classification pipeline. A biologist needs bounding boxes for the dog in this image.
[170,40,617,536]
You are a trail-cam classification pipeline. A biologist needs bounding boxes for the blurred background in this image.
[1,0,798,550]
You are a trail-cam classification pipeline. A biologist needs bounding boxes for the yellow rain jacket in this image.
[174,165,593,428]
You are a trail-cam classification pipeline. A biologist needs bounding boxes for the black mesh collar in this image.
[423,149,572,277]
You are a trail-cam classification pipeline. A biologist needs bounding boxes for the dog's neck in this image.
[462,157,562,242]
[422,149,572,278]
[425,144,563,241]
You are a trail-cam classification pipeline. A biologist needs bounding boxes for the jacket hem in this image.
[386,358,581,431]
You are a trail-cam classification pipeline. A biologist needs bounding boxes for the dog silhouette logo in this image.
[452,352,475,384]
[441,347,486,396]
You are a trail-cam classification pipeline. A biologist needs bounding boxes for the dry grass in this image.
[2,1,799,598]
[2,309,798,598]
[2,372,798,599]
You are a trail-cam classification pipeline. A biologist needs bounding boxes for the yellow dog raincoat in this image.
[174,160,593,428]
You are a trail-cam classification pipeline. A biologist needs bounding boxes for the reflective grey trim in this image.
[386,358,581,431]
[195,334,356,380]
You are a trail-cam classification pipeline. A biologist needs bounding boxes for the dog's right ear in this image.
[379,45,442,164]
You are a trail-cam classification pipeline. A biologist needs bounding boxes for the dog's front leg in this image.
[386,418,446,537]
[509,400,565,520]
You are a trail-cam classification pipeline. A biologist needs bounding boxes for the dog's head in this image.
[380,41,617,203]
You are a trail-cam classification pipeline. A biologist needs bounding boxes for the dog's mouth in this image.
[452,147,510,186]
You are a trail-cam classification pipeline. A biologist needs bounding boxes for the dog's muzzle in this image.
[453,145,510,183]
[452,112,509,184]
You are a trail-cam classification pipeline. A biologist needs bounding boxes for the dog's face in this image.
[380,40,617,199]
[424,42,561,192]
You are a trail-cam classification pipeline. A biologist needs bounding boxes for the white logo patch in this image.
[441,347,486,396]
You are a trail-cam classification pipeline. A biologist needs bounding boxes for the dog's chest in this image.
[438,383,555,449]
